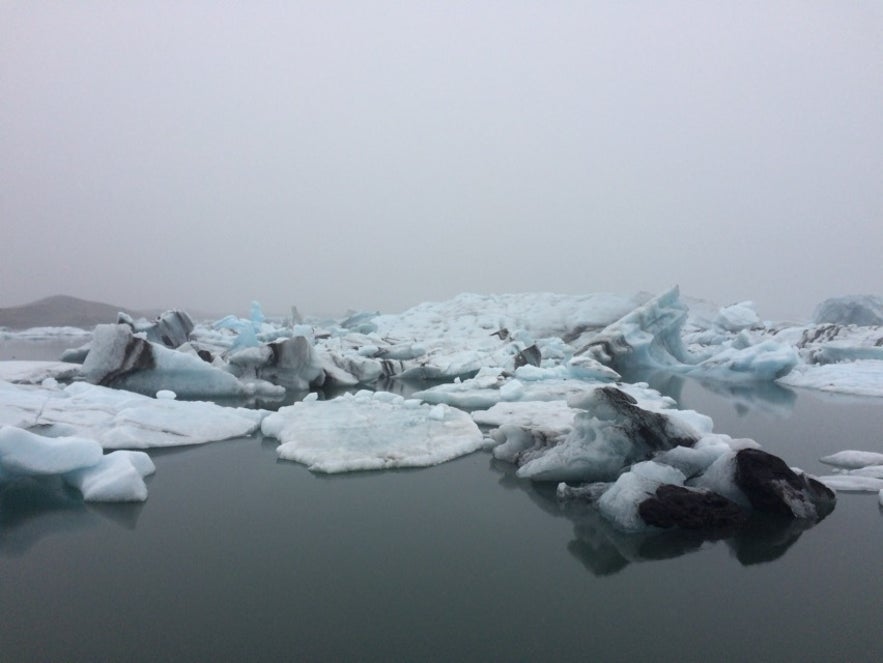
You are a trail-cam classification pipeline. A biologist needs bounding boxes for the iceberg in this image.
[812,295,883,326]
[81,323,279,398]
[262,390,485,473]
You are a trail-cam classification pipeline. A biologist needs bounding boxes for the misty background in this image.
[2,1,880,319]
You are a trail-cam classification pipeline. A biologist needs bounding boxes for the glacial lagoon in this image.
[1,350,882,661]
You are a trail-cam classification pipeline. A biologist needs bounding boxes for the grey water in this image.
[1,348,883,661]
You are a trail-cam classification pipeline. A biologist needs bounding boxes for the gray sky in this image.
[2,1,881,319]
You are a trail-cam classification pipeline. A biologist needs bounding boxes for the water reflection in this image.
[0,476,144,557]
[618,367,797,418]
[491,458,819,576]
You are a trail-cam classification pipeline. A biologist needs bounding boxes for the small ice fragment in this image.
[156,390,177,400]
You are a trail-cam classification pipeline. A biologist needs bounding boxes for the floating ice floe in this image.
[777,360,883,398]
[262,390,485,473]
[819,449,883,469]
[0,426,154,502]
[0,380,266,448]
[0,361,82,385]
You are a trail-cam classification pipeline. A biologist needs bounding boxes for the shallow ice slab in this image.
[816,475,883,493]
[262,390,484,473]
[819,450,883,469]
[778,361,883,398]
[0,380,266,449]
[0,361,82,385]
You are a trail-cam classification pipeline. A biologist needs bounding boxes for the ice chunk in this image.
[597,461,686,531]
[227,336,323,390]
[64,450,154,502]
[262,391,484,473]
[819,450,883,469]
[123,309,194,348]
[514,386,702,482]
[696,339,798,382]
[714,301,761,332]
[0,426,103,476]
[576,287,694,371]
[695,448,835,520]
[0,360,82,385]
[812,295,883,326]
[82,324,259,397]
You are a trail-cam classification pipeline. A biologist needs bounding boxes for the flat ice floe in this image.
[0,380,266,448]
[0,360,82,385]
[777,360,883,398]
[262,390,485,473]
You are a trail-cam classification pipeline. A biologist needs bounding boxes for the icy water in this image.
[1,347,883,661]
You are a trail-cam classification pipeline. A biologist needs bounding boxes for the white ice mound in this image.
[0,425,103,476]
[339,291,645,380]
[714,301,761,332]
[812,295,883,326]
[64,450,155,502]
[262,390,484,473]
[0,380,266,448]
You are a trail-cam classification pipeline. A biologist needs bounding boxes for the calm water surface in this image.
[1,346,882,661]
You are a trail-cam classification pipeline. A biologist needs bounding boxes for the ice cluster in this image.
[1,287,881,523]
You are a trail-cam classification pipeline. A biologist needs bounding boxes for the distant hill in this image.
[0,295,156,330]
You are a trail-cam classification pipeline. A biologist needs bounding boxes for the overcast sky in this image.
[2,1,881,319]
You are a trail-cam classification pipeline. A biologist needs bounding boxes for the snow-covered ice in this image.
[262,390,485,473]
[0,380,266,448]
